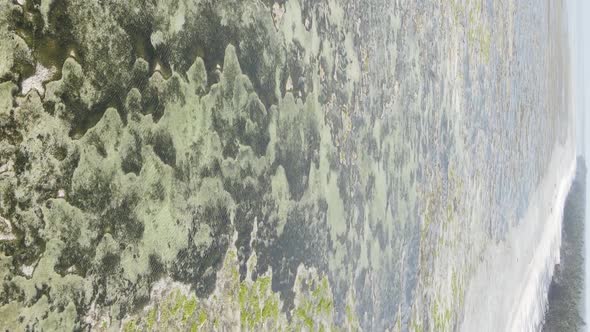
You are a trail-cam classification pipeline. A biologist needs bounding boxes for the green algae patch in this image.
[0,0,364,325]
[0,43,279,329]
[290,266,336,331]
[118,244,350,331]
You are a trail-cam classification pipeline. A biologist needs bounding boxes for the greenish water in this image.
[0,0,573,331]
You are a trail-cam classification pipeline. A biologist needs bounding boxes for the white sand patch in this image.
[20,264,34,277]
[272,2,285,28]
[150,30,165,48]
[0,216,16,241]
[21,63,56,96]
[460,136,576,332]
[0,160,13,175]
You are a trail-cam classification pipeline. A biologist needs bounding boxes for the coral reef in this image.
[0,0,570,330]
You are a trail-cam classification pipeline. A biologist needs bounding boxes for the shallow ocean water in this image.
[0,0,575,330]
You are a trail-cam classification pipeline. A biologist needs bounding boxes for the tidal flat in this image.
[0,0,575,331]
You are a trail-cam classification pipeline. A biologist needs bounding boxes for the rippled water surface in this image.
[0,0,574,330]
